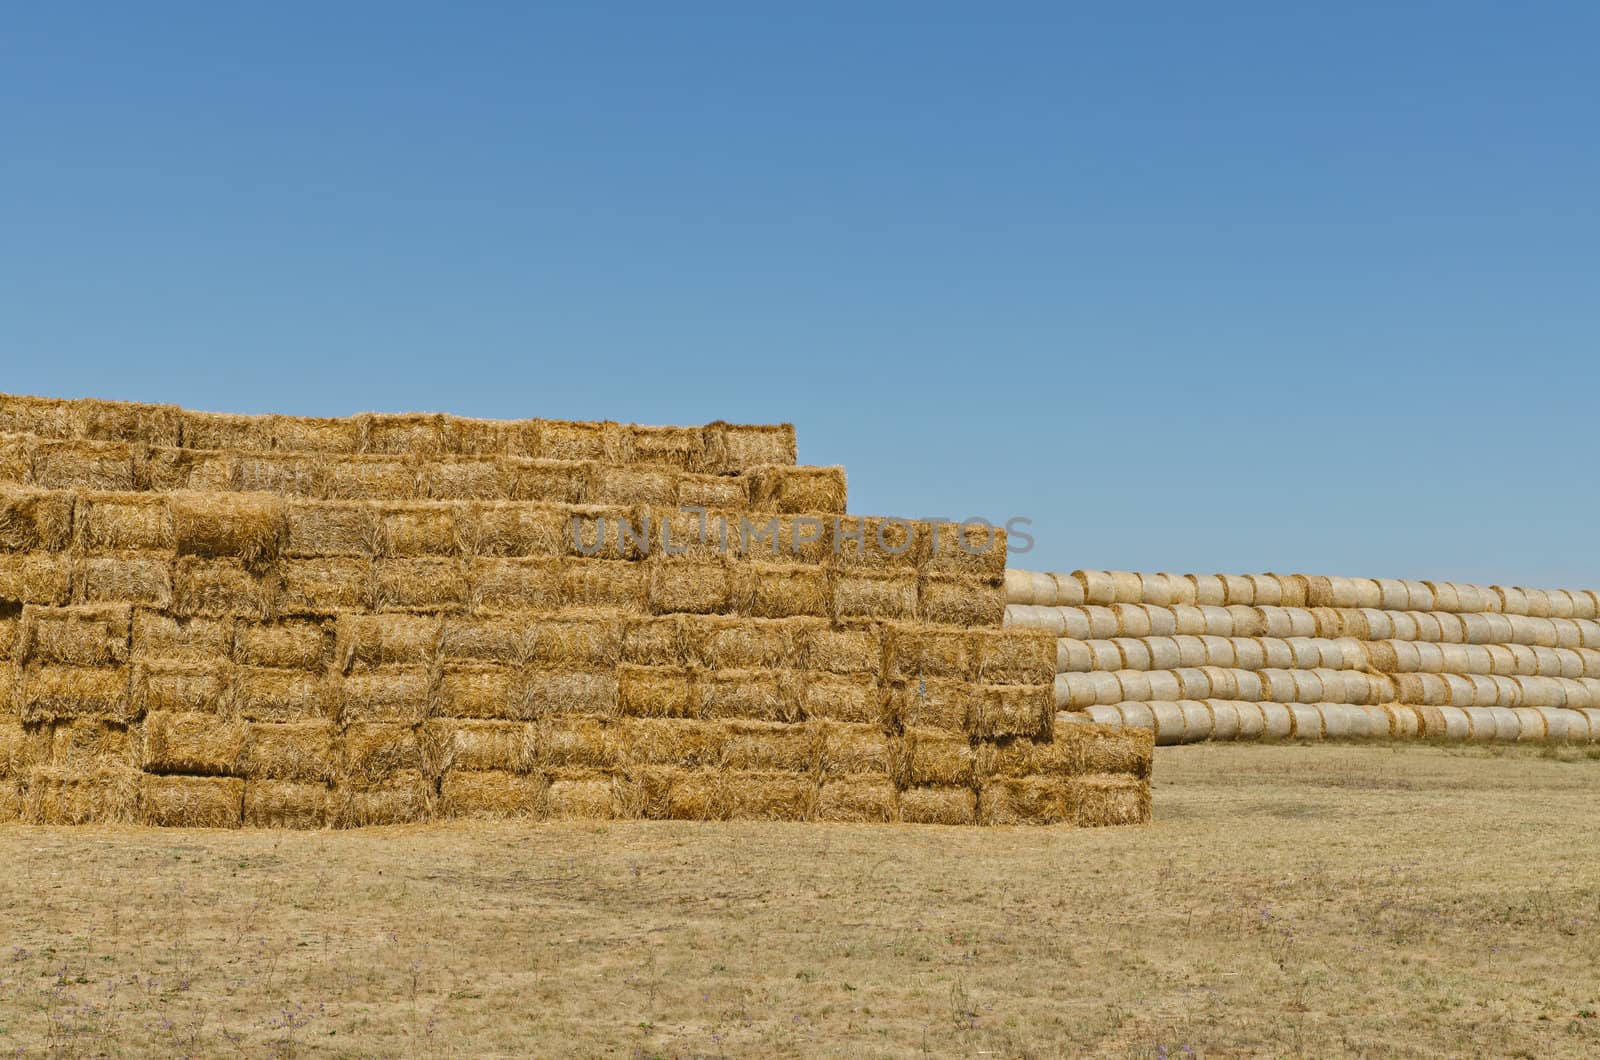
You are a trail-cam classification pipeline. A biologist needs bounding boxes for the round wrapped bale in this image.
[1178,701,1213,743]
[1231,702,1266,739]
[1115,701,1156,731]
[1382,705,1422,738]
[1140,636,1179,669]
[1050,572,1087,606]
[1512,707,1547,742]
[1146,671,1182,701]
[1188,574,1226,606]
[1200,636,1235,667]
[1083,704,1123,726]
[1257,702,1293,740]
[1173,635,1207,667]
[1317,703,1353,740]
[1058,639,1094,673]
[1208,701,1241,740]
[1461,707,1498,743]
[1114,638,1152,670]
[1285,703,1323,739]
[1147,701,1186,745]
[1075,570,1117,605]
[1169,605,1207,636]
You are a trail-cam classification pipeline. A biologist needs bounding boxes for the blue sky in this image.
[4,3,1596,585]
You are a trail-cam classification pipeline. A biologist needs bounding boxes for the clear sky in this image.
[4,3,1596,586]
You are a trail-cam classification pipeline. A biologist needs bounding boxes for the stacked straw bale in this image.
[0,392,1150,827]
[1007,569,1600,745]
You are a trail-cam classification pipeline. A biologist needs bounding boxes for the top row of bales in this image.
[0,393,795,473]
[1007,570,1600,620]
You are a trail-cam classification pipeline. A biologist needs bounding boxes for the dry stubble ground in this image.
[2,744,1598,1058]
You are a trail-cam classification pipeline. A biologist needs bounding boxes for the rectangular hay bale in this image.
[243,720,337,781]
[897,785,977,826]
[978,776,1071,826]
[919,573,1006,628]
[1067,773,1151,827]
[440,769,548,819]
[816,775,896,823]
[142,710,247,775]
[140,775,244,828]
[278,558,373,615]
[24,765,140,824]
[173,557,275,619]
[244,779,331,828]
[21,664,132,723]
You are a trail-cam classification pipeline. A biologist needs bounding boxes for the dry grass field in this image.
[2,744,1598,1058]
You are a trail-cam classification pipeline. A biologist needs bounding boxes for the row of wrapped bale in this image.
[0,431,843,509]
[1014,568,1600,742]
[1056,635,1600,677]
[1009,602,1600,648]
[0,601,1147,825]
[1007,569,1600,619]
[0,488,1008,626]
[1078,701,1600,745]
[0,393,798,473]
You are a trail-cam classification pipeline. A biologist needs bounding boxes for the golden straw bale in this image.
[687,615,798,669]
[332,770,433,827]
[617,664,697,718]
[336,614,441,670]
[620,615,692,666]
[546,770,629,819]
[436,663,522,719]
[979,776,1070,826]
[374,558,467,612]
[234,619,329,670]
[72,398,181,446]
[0,553,73,606]
[270,414,360,454]
[419,458,510,502]
[886,624,970,680]
[525,669,620,718]
[132,611,232,662]
[720,719,820,773]
[648,557,734,615]
[615,717,726,766]
[0,434,30,483]
[468,502,570,556]
[469,557,563,613]
[560,558,648,611]
[894,677,973,734]
[440,769,547,819]
[358,412,446,457]
[30,439,135,491]
[923,521,1007,581]
[0,719,48,776]
[243,720,337,781]
[898,785,977,825]
[676,472,749,511]
[539,420,630,464]
[134,660,233,714]
[817,721,892,777]
[501,459,595,504]
[1067,774,1150,826]
[701,422,795,473]
[140,775,244,828]
[24,765,140,824]
[444,723,537,771]
[736,563,832,618]
[233,666,334,722]
[73,552,173,607]
[628,425,706,471]
[339,666,434,725]
[171,492,284,568]
[178,408,273,451]
[724,770,816,821]
[698,668,800,722]
[894,727,975,787]
[173,557,275,619]
[21,664,132,723]
[829,516,921,569]
[234,452,325,496]
[802,672,882,725]
[969,628,1055,685]
[0,779,20,822]
[747,465,847,514]
[970,684,1053,740]
[340,722,421,787]
[285,501,381,557]
[593,465,678,507]
[535,716,621,770]
[19,604,132,667]
[442,416,516,457]
[645,767,729,820]
[142,711,245,774]
[0,393,74,437]
[516,613,624,668]
[1,487,75,551]
[44,718,134,769]
[816,775,896,823]
[832,570,918,621]
[372,503,458,557]
[804,624,881,674]
[244,779,331,828]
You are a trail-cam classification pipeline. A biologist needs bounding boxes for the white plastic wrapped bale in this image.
[1208,701,1241,740]
[1147,701,1187,745]
[1082,704,1123,726]
[1055,672,1122,709]
[1179,701,1213,742]
[1316,703,1354,740]
[1382,705,1422,739]
[1511,707,1548,742]
[1285,703,1323,739]
[1116,701,1156,731]
[1257,702,1294,740]
[1461,707,1501,743]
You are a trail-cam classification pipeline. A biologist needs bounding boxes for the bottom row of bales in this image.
[0,717,1151,828]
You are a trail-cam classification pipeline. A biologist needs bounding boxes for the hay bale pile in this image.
[0,392,1150,827]
[1008,569,1600,745]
